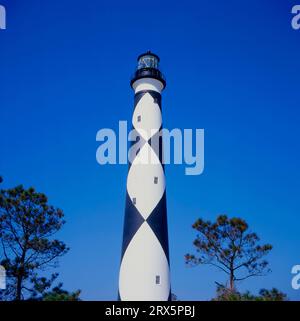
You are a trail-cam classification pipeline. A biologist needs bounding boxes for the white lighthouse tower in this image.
[118,52,171,301]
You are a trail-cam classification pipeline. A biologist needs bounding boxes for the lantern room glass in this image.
[137,55,159,70]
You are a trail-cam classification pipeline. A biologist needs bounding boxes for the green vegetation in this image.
[213,284,287,301]
[0,176,288,301]
[186,215,273,291]
[0,177,80,301]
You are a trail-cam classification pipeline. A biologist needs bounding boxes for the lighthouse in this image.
[118,52,171,301]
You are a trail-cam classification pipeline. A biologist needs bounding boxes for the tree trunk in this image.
[230,272,234,292]
[229,260,235,292]
[15,248,26,300]
[16,275,23,300]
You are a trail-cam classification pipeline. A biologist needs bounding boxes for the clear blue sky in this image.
[0,0,300,300]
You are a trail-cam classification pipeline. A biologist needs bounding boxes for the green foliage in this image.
[26,272,81,301]
[213,284,287,301]
[258,288,287,301]
[185,215,273,291]
[28,274,81,301]
[42,283,81,301]
[0,184,69,300]
[29,273,59,298]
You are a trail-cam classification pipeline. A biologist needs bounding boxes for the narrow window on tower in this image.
[154,177,158,184]
[137,115,141,122]
[132,198,136,205]
[156,275,161,285]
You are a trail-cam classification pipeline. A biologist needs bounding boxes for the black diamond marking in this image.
[149,91,162,111]
[134,90,162,112]
[121,191,145,259]
[128,130,147,170]
[148,127,164,167]
[119,87,169,300]
[146,192,170,263]
[133,91,146,109]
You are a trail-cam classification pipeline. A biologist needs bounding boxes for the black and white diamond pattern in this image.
[119,90,171,301]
